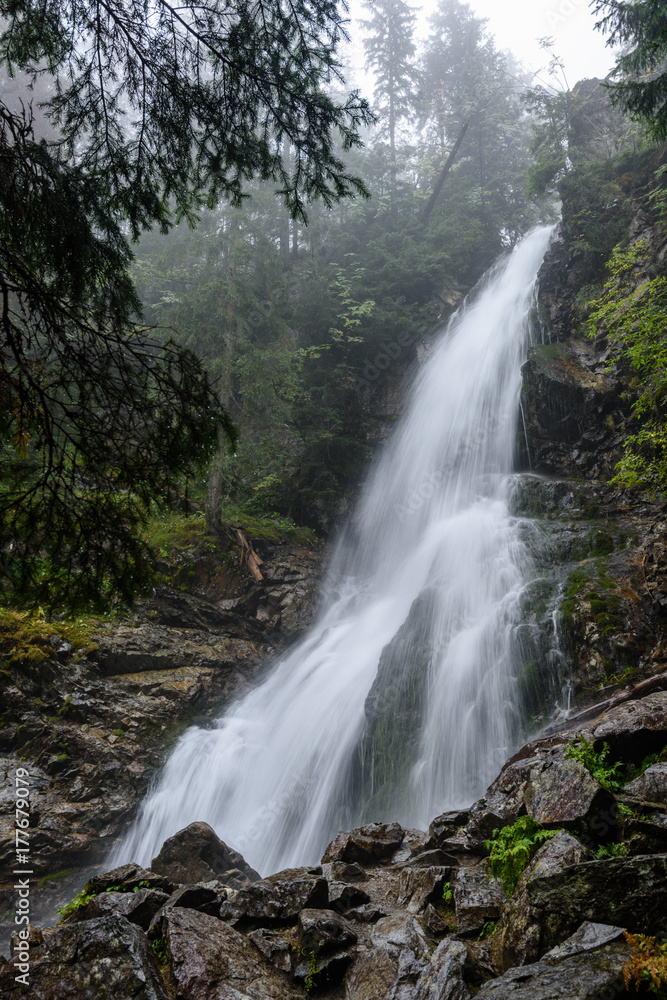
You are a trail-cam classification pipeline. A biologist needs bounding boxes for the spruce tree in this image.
[362,0,418,169]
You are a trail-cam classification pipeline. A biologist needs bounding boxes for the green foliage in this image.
[442,881,453,903]
[594,0,667,143]
[565,738,625,792]
[595,841,628,859]
[479,920,497,941]
[585,238,667,494]
[485,815,558,896]
[151,938,169,966]
[0,606,101,669]
[362,0,417,156]
[57,889,95,922]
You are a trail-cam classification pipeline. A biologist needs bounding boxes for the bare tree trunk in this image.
[422,122,469,221]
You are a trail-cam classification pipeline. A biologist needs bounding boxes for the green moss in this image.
[38,868,76,888]
[0,606,102,669]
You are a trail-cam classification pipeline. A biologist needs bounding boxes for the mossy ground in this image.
[0,607,104,671]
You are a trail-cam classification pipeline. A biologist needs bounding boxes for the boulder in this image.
[424,810,470,851]
[63,887,169,930]
[475,925,630,1000]
[498,830,591,969]
[345,948,398,1000]
[0,914,168,999]
[297,908,357,956]
[397,866,453,914]
[527,853,667,942]
[523,753,615,826]
[160,906,301,999]
[321,861,368,882]
[84,863,174,896]
[151,821,260,885]
[292,949,353,989]
[346,904,386,924]
[322,822,405,864]
[413,937,470,1000]
[624,761,667,804]
[587,691,667,760]
[454,865,507,936]
[247,928,292,973]
[327,881,371,912]
[370,912,430,959]
[219,867,328,926]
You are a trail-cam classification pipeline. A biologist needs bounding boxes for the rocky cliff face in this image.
[0,528,324,948]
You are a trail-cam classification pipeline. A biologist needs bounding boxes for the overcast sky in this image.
[346,0,616,93]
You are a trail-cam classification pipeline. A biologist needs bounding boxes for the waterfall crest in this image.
[115,224,557,875]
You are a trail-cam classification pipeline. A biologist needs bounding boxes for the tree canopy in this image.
[594,0,667,140]
[0,0,373,608]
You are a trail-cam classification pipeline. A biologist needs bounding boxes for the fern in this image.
[623,932,667,996]
[565,738,625,793]
[485,815,558,895]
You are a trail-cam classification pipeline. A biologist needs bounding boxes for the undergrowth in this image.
[623,932,667,996]
[485,815,558,895]
[565,738,625,792]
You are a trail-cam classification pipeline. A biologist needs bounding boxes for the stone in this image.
[346,904,386,923]
[454,865,507,936]
[424,810,470,850]
[219,868,328,926]
[151,821,260,886]
[297,907,357,956]
[0,914,168,999]
[327,881,371,912]
[498,831,591,969]
[588,692,667,759]
[163,883,221,915]
[523,753,615,826]
[345,948,398,1000]
[625,761,667,804]
[370,912,430,959]
[293,950,353,989]
[84,863,174,896]
[322,822,405,864]
[543,922,626,961]
[397,866,452,914]
[528,853,667,943]
[422,903,448,936]
[414,937,470,1000]
[248,927,292,973]
[321,861,368,882]
[406,848,460,868]
[622,815,667,855]
[64,887,169,930]
[160,905,301,999]
[474,939,631,1000]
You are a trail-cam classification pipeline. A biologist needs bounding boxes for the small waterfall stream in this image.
[116,224,558,875]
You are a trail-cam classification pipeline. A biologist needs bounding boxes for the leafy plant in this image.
[479,920,497,941]
[151,938,169,966]
[623,932,667,996]
[485,815,558,895]
[595,841,628,859]
[565,737,625,792]
[57,890,95,922]
[442,881,453,904]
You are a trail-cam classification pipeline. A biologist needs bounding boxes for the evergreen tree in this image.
[0,0,373,608]
[362,0,418,167]
[594,0,667,141]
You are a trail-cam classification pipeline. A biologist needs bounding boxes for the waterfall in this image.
[115,224,557,876]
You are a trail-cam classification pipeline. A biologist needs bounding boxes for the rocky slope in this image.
[0,524,324,950]
[2,686,665,998]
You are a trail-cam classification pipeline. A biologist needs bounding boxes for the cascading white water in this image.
[115,224,557,876]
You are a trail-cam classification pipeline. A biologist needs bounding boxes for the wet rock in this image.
[219,868,328,926]
[322,822,405,864]
[407,848,460,868]
[163,883,221,914]
[328,881,371,912]
[544,921,627,960]
[414,936,470,1000]
[624,761,667,804]
[0,913,168,999]
[370,912,430,959]
[84,864,174,896]
[424,810,472,851]
[345,948,398,1000]
[524,753,615,826]
[248,927,292,973]
[397,866,452,914]
[160,906,301,999]
[151,821,260,886]
[293,949,353,989]
[346,904,386,924]
[466,756,540,841]
[586,691,667,760]
[321,861,368,882]
[498,830,592,969]
[622,814,667,855]
[528,853,667,942]
[454,865,507,936]
[63,887,169,930]
[297,908,357,955]
[475,935,631,1000]
[423,903,448,937]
